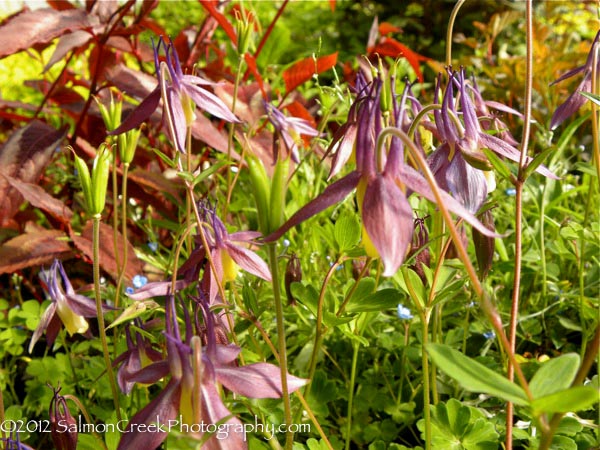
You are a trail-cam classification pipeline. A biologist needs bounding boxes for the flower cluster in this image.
[116,291,306,449]
[266,69,515,276]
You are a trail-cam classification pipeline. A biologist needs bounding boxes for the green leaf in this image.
[580,91,600,106]
[107,300,160,329]
[344,277,375,309]
[334,211,361,251]
[482,148,514,181]
[529,353,580,398]
[346,288,402,313]
[427,344,529,405]
[418,399,499,450]
[555,112,590,156]
[531,386,598,414]
[151,147,176,168]
[193,160,229,186]
[523,145,556,180]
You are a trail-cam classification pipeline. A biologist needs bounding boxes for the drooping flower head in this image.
[111,37,240,152]
[180,201,271,304]
[29,259,110,353]
[264,100,319,162]
[550,30,600,129]
[428,68,557,213]
[49,384,78,450]
[118,292,306,450]
[266,70,500,277]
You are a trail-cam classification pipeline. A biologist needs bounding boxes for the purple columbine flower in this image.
[550,30,600,129]
[112,37,240,152]
[29,260,110,353]
[118,293,306,450]
[180,202,271,304]
[49,385,78,450]
[264,101,319,162]
[113,324,164,395]
[428,68,557,213]
[266,72,499,277]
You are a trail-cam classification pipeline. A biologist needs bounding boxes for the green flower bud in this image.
[96,93,122,132]
[246,155,271,234]
[235,9,255,56]
[91,144,111,215]
[269,156,290,233]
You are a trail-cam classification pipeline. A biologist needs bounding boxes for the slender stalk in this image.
[114,162,130,309]
[306,257,342,398]
[344,341,360,450]
[267,244,293,450]
[377,127,533,399]
[225,55,245,212]
[420,309,432,450]
[92,215,121,422]
[294,391,334,450]
[507,3,534,447]
[446,0,467,67]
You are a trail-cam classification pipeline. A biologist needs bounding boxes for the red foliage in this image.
[283,52,338,93]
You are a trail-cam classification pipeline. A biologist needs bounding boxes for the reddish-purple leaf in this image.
[71,221,144,282]
[3,175,73,224]
[44,30,92,72]
[0,121,67,226]
[0,230,72,275]
[0,8,94,59]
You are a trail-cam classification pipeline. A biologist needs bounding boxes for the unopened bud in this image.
[285,253,302,306]
[408,218,430,284]
[49,386,77,450]
[472,209,495,280]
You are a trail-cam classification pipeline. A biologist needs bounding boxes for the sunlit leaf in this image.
[283,52,338,93]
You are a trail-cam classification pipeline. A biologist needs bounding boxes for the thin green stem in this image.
[92,215,121,422]
[267,244,293,450]
[421,309,432,450]
[225,55,245,212]
[114,163,130,309]
[306,257,342,398]
[344,341,360,450]
[446,0,467,67]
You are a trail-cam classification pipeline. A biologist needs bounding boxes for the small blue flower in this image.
[483,330,496,340]
[132,275,148,289]
[147,241,158,252]
[397,304,414,320]
[125,287,135,295]
[505,188,516,196]
[282,239,291,248]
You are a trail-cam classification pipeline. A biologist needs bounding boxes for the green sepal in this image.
[73,152,93,216]
[269,156,290,234]
[90,144,111,215]
[246,155,271,234]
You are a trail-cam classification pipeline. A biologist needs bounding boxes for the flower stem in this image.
[446,0,466,67]
[114,162,130,309]
[267,243,293,450]
[344,340,360,450]
[306,257,342,398]
[507,2,534,447]
[378,127,533,398]
[92,214,121,422]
